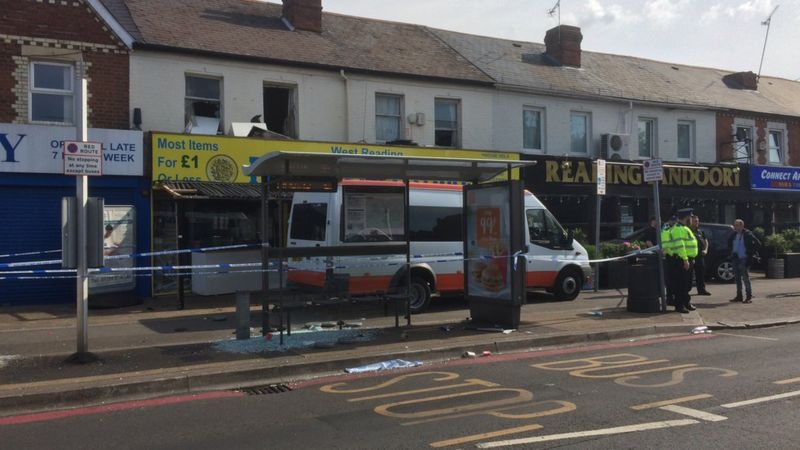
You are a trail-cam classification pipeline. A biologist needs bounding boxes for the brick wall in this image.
[755,118,768,165]
[715,113,734,162]
[0,42,17,122]
[0,0,122,47]
[0,0,129,129]
[788,121,800,167]
[85,51,129,129]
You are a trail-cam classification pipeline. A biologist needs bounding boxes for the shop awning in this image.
[243,151,536,182]
[155,181,261,200]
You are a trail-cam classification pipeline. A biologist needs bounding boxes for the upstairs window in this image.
[569,112,589,154]
[768,130,784,165]
[30,62,74,124]
[185,75,222,134]
[677,121,693,160]
[638,118,655,158]
[375,94,403,142]
[263,85,297,138]
[435,98,460,147]
[523,108,543,151]
[734,125,753,161]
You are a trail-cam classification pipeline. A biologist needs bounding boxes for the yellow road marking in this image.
[475,419,699,448]
[659,404,727,422]
[429,424,543,448]
[722,390,800,408]
[404,400,575,425]
[630,394,714,410]
[349,379,499,402]
[374,388,533,419]
[774,377,800,385]
[715,332,779,341]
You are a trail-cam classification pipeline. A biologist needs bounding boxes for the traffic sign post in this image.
[594,160,606,292]
[644,158,667,312]
[63,141,103,176]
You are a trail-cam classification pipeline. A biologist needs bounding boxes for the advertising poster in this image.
[465,185,511,301]
[90,206,136,293]
[151,133,519,184]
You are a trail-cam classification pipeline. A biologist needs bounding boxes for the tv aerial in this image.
[757,5,779,81]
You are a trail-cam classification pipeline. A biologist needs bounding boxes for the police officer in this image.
[663,208,697,313]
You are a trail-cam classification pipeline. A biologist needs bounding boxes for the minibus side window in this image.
[290,203,327,241]
[409,206,462,242]
[528,209,569,249]
[342,189,405,242]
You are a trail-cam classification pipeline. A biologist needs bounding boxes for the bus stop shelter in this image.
[243,151,535,336]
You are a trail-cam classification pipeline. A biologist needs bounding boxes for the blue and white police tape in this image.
[0,249,61,259]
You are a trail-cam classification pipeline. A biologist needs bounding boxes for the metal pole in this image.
[653,181,666,311]
[594,194,601,292]
[76,75,89,356]
[404,178,411,326]
[175,200,184,310]
[261,178,271,335]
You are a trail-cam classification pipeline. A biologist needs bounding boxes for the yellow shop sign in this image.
[151,133,519,183]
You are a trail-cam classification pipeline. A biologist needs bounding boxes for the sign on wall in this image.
[751,165,800,191]
[151,133,519,183]
[0,124,143,176]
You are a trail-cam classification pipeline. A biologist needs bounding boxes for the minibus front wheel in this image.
[553,267,582,301]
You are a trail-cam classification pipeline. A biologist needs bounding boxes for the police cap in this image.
[677,208,694,219]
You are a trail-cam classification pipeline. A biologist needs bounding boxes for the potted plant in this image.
[779,229,800,278]
[764,234,789,279]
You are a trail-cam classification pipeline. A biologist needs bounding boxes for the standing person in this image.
[643,216,658,248]
[727,219,761,303]
[662,208,696,313]
[690,215,711,296]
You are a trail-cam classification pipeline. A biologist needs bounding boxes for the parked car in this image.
[615,223,735,282]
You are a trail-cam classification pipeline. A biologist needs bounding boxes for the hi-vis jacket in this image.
[661,223,698,261]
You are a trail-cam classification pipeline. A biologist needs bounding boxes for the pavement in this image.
[0,272,798,416]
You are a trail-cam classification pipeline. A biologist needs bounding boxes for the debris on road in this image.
[462,351,477,358]
[214,329,378,354]
[481,351,492,357]
[345,359,422,373]
[691,326,712,334]
[589,311,603,318]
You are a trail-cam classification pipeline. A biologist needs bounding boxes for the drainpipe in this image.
[340,69,350,142]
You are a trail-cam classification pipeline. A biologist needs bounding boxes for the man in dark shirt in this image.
[690,215,711,295]
[643,216,658,248]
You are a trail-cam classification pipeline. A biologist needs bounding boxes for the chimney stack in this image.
[283,0,322,33]
[722,71,758,90]
[544,25,583,68]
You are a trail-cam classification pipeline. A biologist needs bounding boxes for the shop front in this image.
[750,165,800,233]
[0,123,147,305]
[520,156,779,241]
[149,133,518,296]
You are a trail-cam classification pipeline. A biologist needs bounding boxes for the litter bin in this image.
[626,253,661,313]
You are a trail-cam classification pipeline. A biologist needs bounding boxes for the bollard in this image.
[236,290,251,340]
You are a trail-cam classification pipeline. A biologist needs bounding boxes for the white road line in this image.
[659,404,727,422]
[721,390,800,408]
[475,419,699,448]
[715,332,779,341]
[774,377,800,385]
[630,394,714,410]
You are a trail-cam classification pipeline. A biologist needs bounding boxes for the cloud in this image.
[643,0,692,26]
[574,0,638,28]
[700,0,777,22]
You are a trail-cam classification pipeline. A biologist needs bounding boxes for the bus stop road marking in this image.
[721,390,800,408]
[715,332,779,341]
[474,419,699,448]
[429,424,544,448]
[659,404,728,422]
[774,377,800,385]
[630,394,714,410]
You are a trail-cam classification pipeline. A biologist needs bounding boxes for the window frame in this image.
[185,74,223,134]
[29,61,75,125]
[676,120,694,161]
[637,117,656,159]
[733,120,755,162]
[522,106,545,153]
[767,129,785,165]
[569,111,591,155]
[434,97,461,148]
[375,93,404,143]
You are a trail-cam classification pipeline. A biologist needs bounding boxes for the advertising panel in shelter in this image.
[465,185,512,301]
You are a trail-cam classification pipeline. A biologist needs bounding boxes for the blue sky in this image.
[326,0,800,81]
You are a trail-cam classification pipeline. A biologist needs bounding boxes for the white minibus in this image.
[287,181,591,312]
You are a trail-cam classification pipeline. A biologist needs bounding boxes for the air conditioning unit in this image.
[600,133,630,160]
